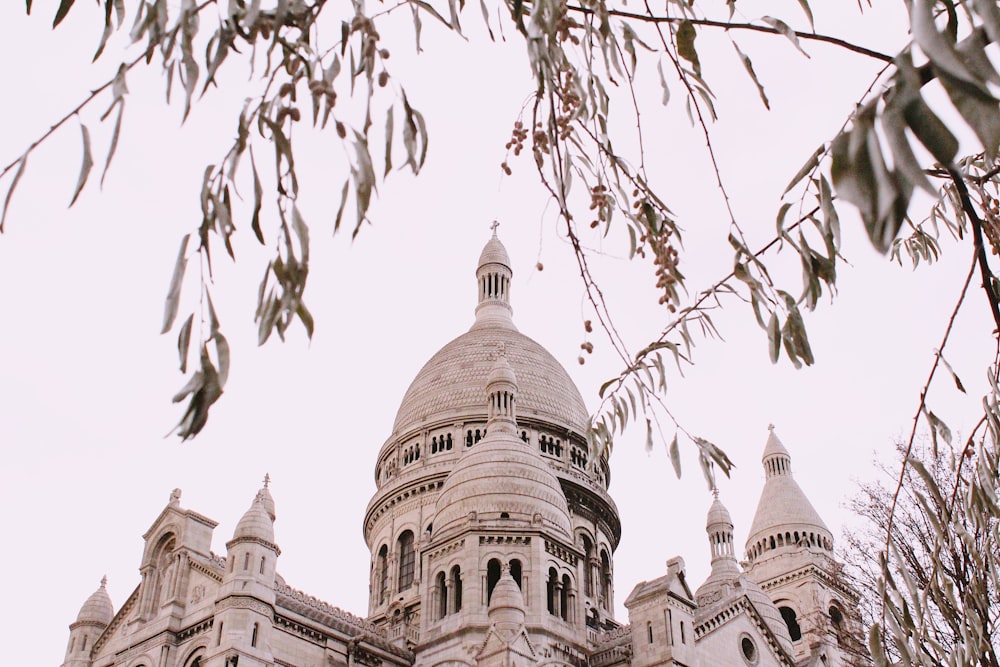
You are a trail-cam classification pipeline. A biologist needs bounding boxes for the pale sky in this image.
[0,3,994,665]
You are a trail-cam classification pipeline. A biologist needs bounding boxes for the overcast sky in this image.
[0,2,995,665]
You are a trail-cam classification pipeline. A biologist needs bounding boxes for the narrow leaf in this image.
[762,16,809,57]
[783,144,824,196]
[161,234,190,333]
[69,124,94,207]
[767,311,781,363]
[384,105,394,177]
[53,0,76,27]
[101,100,124,187]
[732,41,769,110]
[177,314,194,373]
[667,432,681,478]
[0,155,28,233]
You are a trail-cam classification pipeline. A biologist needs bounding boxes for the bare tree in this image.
[846,436,1000,667]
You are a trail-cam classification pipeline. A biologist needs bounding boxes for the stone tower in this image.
[208,480,280,667]
[363,231,622,656]
[743,427,865,666]
[61,577,114,667]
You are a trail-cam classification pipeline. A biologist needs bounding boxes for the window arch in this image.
[560,573,572,621]
[436,571,448,619]
[599,550,611,610]
[183,648,206,667]
[546,568,559,615]
[581,535,594,597]
[376,544,389,604]
[450,565,463,612]
[486,558,502,602]
[779,606,802,641]
[397,531,415,591]
[509,559,522,589]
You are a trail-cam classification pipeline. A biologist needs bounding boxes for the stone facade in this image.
[61,233,867,667]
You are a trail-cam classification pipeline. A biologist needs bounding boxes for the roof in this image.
[75,577,114,626]
[746,429,831,550]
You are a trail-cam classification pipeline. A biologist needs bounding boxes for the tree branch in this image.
[562,6,894,63]
[948,167,1000,333]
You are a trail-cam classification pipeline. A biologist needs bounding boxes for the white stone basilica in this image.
[62,233,867,667]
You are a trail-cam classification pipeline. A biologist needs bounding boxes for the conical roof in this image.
[745,428,832,553]
[390,233,588,438]
[488,567,526,630]
[233,485,276,544]
[478,229,512,268]
[75,576,113,626]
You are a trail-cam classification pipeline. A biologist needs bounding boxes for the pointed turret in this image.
[473,224,515,328]
[745,426,833,562]
[62,577,113,667]
[694,492,741,606]
[743,428,860,666]
[211,478,279,667]
[487,566,526,634]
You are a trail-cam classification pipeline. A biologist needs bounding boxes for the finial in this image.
[712,487,720,499]
[768,423,775,431]
[100,575,108,588]
[490,220,500,236]
[169,488,182,505]
[263,473,271,489]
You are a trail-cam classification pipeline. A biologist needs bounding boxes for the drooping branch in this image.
[563,6,894,63]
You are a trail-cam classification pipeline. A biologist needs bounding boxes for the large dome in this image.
[390,231,589,439]
[391,324,589,437]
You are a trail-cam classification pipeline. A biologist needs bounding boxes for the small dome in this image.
[434,412,572,539]
[488,351,517,388]
[706,494,733,529]
[76,576,113,626]
[233,494,275,543]
[478,232,512,269]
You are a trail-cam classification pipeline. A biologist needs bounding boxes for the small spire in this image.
[100,575,108,589]
[263,473,271,488]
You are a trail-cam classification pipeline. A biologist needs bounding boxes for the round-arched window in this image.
[829,605,844,627]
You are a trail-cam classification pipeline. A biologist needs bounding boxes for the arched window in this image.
[509,559,522,589]
[599,550,611,610]
[779,606,802,641]
[546,568,559,615]
[486,558,502,602]
[377,545,389,604]
[436,571,448,619]
[451,565,463,612]
[560,573,571,621]
[397,531,415,591]
[581,535,594,597]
